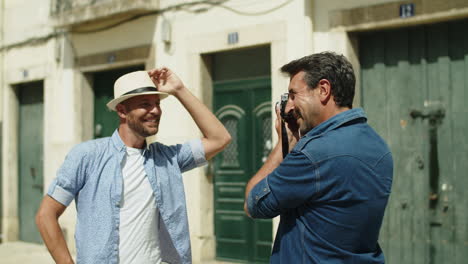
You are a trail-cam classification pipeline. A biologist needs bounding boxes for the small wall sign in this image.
[228,32,239,45]
[107,54,116,63]
[400,3,415,18]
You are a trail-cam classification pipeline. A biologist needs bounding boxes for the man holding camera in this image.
[36,68,231,264]
[244,52,393,263]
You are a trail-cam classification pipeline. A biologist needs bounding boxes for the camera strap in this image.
[281,120,289,158]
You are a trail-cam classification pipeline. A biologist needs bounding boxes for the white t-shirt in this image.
[119,146,161,264]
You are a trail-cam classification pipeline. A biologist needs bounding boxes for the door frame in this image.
[17,81,44,243]
[213,77,273,262]
[1,79,45,241]
[186,21,288,261]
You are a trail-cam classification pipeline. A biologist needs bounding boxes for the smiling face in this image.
[286,71,322,136]
[118,94,162,138]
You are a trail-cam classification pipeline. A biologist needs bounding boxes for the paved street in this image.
[0,241,55,264]
[0,241,236,263]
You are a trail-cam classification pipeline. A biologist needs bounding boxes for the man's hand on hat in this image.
[148,67,184,95]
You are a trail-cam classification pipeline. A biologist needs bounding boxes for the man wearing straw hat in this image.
[36,67,231,264]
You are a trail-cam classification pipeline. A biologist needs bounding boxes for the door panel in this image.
[214,77,272,263]
[252,95,273,263]
[449,21,468,264]
[18,81,44,243]
[359,19,468,264]
[214,88,250,260]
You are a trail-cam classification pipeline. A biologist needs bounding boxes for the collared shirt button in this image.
[255,195,259,200]
[263,188,267,192]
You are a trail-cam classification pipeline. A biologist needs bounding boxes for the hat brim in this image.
[106,91,169,111]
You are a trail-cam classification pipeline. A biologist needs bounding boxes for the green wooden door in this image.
[214,77,272,263]
[359,18,468,264]
[93,66,144,138]
[18,81,44,243]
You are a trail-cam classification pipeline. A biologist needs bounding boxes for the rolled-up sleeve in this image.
[247,176,281,218]
[177,139,207,173]
[48,181,75,206]
[247,149,318,218]
[47,144,88,206]
[188,139,207,167]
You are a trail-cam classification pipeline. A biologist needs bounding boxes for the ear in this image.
[317,79,331,104]
[115,104,127,119]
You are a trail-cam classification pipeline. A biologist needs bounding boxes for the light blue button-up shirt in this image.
[48,130,207,264]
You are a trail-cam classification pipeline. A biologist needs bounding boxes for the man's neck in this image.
[118,125,146,149]
[317,105,350,126]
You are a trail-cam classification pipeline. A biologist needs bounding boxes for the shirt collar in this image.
[111,129,150,154]
[111,129,126,152]
[304,108,367,139]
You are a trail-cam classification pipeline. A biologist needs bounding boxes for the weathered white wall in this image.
[1,4,54,239]
[71,15,158,57]
[0,0,81,249]
[4,0,468,262]
[0,0,4,126]
[313,0,403,32]
[0,2,4,214]
[2,0,53,46]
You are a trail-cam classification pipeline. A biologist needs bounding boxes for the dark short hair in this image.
[280,52,355,108]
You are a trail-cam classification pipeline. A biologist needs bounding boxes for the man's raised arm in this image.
[148,67,231,160]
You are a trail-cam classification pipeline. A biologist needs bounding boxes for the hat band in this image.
[122,86,158,96]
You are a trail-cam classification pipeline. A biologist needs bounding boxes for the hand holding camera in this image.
[277,93,299,158]
[279,93,295,123]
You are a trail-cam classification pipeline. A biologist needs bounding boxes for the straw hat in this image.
[106,71,169,111]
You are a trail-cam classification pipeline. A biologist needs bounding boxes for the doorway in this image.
[212,46,273,263]
[17,81,44,243]
[359,18,468,263]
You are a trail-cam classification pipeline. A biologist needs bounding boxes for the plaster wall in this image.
[313,0,403,32]
[71,15,158,58]
[3,0,53,46]
[1,40,54,243]
[1,0,79,247]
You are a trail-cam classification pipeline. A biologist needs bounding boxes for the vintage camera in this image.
[278,93,295,158]
[279,93,295,123]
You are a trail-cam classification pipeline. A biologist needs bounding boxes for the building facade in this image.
[1,0,468,263]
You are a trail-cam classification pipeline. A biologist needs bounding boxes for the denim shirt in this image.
[247,108,393,264]
[48,130,207,264]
